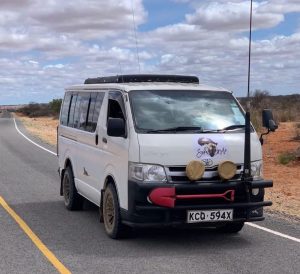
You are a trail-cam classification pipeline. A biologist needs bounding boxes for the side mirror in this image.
[107,118,126,137]
[262,109,278,132]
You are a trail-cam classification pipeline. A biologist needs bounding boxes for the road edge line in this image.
[246,222,300,243]
[13,118,57,156]
[0,196,71,274]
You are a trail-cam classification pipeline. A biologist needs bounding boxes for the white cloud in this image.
[0,0,299,104]
[44,64,65,69]
[186,1,284,32]
[259,0,300,14]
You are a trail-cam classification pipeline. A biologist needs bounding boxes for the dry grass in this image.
[15,113,58,146]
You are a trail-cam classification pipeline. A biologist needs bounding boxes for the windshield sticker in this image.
[195,136,228,161]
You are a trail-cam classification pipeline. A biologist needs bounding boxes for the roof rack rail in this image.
[84,74,199,84]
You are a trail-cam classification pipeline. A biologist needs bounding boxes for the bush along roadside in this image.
[278,148,300,165]
[239,90,300,131]
[18,99,62,118]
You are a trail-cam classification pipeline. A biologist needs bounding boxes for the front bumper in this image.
[121,179,273,227]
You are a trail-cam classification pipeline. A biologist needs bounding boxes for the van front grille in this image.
[165,165,243,183]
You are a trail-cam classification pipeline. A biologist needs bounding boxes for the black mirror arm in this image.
[259,128,270,145]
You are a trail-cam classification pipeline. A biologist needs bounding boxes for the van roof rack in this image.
[84,74,199,84]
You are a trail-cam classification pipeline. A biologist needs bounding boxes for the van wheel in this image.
[103,184,125,239]
[218,222,244,233]
[62,166,83,210]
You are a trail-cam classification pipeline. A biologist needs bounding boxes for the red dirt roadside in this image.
[263,122,300,218]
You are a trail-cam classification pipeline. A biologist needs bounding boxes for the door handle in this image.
[102,137,107,144]
[95,134,98,145]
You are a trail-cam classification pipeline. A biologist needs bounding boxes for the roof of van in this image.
[66,74,230,93]
[66,82,229,93]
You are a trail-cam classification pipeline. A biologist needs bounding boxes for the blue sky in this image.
[0,0,299,105]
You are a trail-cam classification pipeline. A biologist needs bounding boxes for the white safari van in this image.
[58,74,275,239]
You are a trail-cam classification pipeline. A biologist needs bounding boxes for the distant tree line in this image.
[239,90,300,129]
[18,99,62,118]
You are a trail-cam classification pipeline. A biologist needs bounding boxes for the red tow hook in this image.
[149,188,235,208]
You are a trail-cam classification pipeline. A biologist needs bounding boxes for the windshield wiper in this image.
[142,125,245,133]
[222,124,245,131]
[199,125,245,133]
[200,129,223,133]
[144,126,203,133]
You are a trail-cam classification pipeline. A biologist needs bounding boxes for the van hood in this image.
[137,133,262,167]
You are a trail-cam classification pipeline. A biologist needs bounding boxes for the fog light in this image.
[218,161,237,180]
[186,160,205,181]
[252,188,260,196]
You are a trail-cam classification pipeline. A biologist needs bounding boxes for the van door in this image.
[99,90,129,210]
[73,91,106,205]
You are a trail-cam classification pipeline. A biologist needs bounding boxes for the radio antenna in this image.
[131,0,141,73]
[247,0,253,104]
[243,0,253,181]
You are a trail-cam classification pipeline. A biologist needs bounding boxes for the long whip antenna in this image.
[243,0,253,181]
[131,0,141,73]
[247,0,253,104]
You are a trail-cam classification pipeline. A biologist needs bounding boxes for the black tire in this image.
[62,166,84,210]
[102,183,126,239]
[218,222,245,233]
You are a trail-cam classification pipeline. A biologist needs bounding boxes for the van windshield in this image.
[129,90,245,133]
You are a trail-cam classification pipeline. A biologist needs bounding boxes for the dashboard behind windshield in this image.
[129,90,245,133]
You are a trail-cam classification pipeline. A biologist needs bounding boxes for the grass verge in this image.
[14,113,58,146]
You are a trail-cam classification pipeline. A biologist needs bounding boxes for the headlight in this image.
[251,160,263,180]
[129,162,167,182]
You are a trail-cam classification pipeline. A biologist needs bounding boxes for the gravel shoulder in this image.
[263,122,300,218]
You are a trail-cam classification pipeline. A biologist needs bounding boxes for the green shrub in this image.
[278,152,296,165]
[49,99,62,116]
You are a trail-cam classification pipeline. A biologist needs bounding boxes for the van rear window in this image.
[60,93,72,125]
[68,94,78,127]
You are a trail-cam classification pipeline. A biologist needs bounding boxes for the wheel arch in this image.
[99,174,120,223]
[60,158,73,196]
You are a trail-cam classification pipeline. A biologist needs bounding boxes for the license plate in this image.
[187,209,233,223]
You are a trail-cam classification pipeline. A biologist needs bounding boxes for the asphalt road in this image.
[0,110,299,274]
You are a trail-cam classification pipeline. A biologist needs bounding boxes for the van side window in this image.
[73,94,82,129]
[107,91,125,122]
[86,92,104,132]
[68,94,77,127]
[60,93,72,125]
[78,93,91,130]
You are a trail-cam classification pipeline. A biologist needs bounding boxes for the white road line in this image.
[13,118,300,244]
[13,118,57,156]
[246,222,300,243]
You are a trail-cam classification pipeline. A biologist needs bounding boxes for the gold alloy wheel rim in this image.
[104,189,115,233]
[63,175,70,205]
